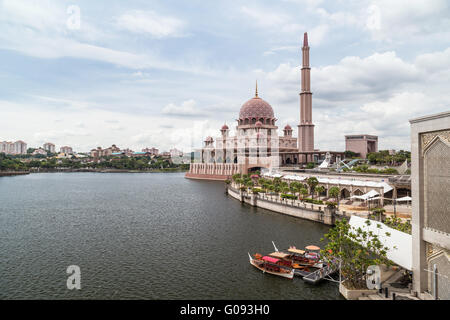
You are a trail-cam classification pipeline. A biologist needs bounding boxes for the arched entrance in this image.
[341,188,350,199]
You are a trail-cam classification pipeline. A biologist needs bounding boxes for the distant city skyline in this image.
[1,0,449,152]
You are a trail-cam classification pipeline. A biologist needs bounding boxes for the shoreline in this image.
[1,169,187,175]
[0,171,30,177]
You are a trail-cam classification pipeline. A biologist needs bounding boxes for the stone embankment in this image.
[227,185,337,225]
[0,171,30,177]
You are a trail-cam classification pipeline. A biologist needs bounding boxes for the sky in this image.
[0,0,449,153]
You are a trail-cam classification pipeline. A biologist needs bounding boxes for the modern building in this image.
[142,147,159,156]
[186,32,344,180]
[170,148,183,157]
[90,144,121,158]
[60,146,73,154]
[13,141,27,154]
[345,134,378,158]
[43,142,55,153]
[1,140,28,155]
[32,148,47,156]
[0,141,13,154]
[410,111,450,300]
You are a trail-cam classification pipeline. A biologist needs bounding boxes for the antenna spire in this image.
[255,80,258,97]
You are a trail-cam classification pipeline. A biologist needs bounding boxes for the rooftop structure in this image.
[345,134,378,158]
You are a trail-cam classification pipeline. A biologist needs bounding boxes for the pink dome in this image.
[255,121,263,127]
[239,97,274,121]
[284,124,292,130]
[221,124,229,130]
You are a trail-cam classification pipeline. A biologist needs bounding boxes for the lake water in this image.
[0,172,341,299]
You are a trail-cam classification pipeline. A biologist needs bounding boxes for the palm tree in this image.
[282,187,290,194]
[306,177,319,200]
[299,187,308,200]
[273,177,281,186]
[329,186,340,209]
[316,185,325,200]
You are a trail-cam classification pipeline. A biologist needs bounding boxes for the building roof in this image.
[409,110,450,124]
[262,256,279,263]
[288,248,305,255]
[269,251,290,259]
[263,172,394,193]
[239,96,274,121]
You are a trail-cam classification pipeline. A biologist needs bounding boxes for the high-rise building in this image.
[12,141,27,154]
[60,146,73,154]
[43,142,55,153]
[0,141,26,154]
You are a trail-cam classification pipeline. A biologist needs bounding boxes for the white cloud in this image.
[117,10,186,38]
[264,51,421,103]
[0,1,208,74]
[240,6,304,34]
[365,0,450,41]
[161,99,203,116]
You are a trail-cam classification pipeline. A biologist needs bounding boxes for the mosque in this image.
[186,32,345,180]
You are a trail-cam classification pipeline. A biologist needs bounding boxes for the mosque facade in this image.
[186,32,344,181]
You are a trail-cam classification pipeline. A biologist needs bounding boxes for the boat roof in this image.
[262,256,279,263]
[269,251,290,259]
[288,248,305,254]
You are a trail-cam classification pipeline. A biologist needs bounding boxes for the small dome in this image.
[205,136,213,142]
[284,124,292,130]
[255,121,263,127]
[221,124,229,130]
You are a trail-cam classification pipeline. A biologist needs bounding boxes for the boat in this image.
[269,241,337,283]
[248,253,294,279]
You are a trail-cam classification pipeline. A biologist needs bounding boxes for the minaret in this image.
[298,32,315,153]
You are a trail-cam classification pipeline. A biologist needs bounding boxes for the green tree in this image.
[299,187,308,200]
[306,177,319,200]
[320,219,391,289]
[315,185,325,199]
[384,216,412,234]
[329,186,340,208]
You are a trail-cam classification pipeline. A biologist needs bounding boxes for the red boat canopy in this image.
[262,256,279,263]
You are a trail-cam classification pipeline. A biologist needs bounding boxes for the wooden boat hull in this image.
[249,256,294,279]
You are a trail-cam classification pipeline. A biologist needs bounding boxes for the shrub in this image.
[303,198,324,205]
[306,162,315,169]
[384,216,412,234]
[281,193,297,200]
[252,187,262,194]
[326,201,337,208]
